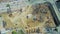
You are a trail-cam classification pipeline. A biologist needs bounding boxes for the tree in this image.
[6,4,11,14]
[6,4,10,8]
[36,27,40,33]
[3,21,6,28]
[18,30,25,34]
[12,31,17,34]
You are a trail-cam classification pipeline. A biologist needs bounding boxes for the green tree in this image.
[6,4,12,14]
[6,4,10,8]
[18,30,25,34]
[12,31,17,34]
